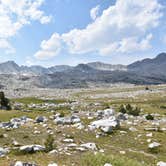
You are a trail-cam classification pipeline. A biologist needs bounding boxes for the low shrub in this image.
[44,134,55,152]
[148,147,160,154]
[128,107,141,116]
[145,114,154,120]
[119,104,126,114]
[118,104,141,116]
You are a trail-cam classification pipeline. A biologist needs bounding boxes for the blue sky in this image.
[0,0,166,67]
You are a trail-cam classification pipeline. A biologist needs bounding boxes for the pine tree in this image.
[0,91,11,110]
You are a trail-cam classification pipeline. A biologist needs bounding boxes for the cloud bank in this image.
[35,0,162,60]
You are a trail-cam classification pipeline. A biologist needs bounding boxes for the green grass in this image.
[12,97,69,105]
[0,85,166,165]
[80,152,149,166]
[0,109,53,122]
[12,97,45,104]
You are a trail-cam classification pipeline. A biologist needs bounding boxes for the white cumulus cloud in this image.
[100,34,153,55]
[34,0,162,59]
[34,33,62,59]
[90,5,100,20]
[0,39,15,54]
[0,0,51,53]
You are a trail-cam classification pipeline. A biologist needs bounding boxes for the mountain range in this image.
[0,60,127,75]
[0,53,166,89]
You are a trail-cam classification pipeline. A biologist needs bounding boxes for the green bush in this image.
[0,91,11,110]
[145,114,154,120]
[148,146,160,154]
[126,104,132,112]
[128,107,141,116]
[44,134,55,152]
[160,105,166,109]
[145,86,149,90]
[119,105,126,114]
[118,104,141,116]
[59,112,65,117]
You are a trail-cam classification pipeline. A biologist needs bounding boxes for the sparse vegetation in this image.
[80,153,148,166]
[44,134,55,152]
[119,104,126,114]
[118,104,141,116]
[128,106,141,116]
[0,85,165,165]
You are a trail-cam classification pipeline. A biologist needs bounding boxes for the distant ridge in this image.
[0,60,127,75]
[128,52,166,76]
[0,53,166,88]
[87,62,127,71]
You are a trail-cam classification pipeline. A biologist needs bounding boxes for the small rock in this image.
[14,161,23,166]
[12,140,20,146]
[67,143,77,148]
[48,163,58,166]
[14,161,37,166]
[119,131,127,134]
[99,149,104,153]
[35,116,47,123]
[34,130,41,134]
[63,139,74,143]
[104,163,112,166]
[49,149,58,154]
[148,142,161,149]
[3,134,8,138]
[20,145,45,153]
[161,128,166,132]
[144,127,159,131]
[90,116,119,131]
[72,123,84,129]
[101,126,113,133]
[147,139,151,143]
[146,133,153,137]
[54,115,80,125]
[157,161,166,166]
[0,147,9,157]
[76,147,86,152]
[80,143,98,151]
[43,124,48,127]
[129,127,137,132]
[119,151,126,154]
